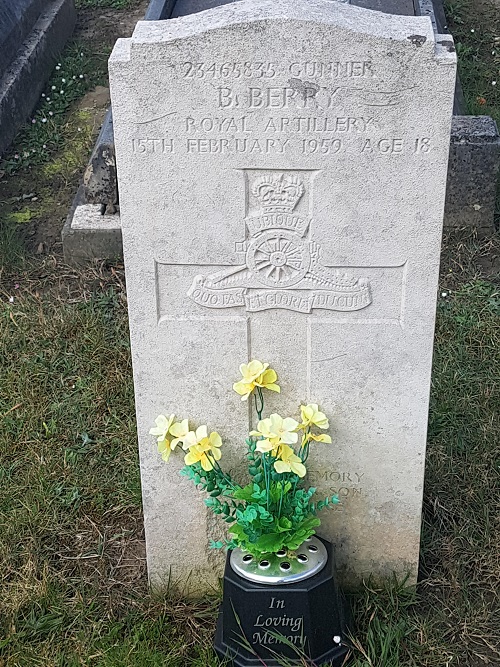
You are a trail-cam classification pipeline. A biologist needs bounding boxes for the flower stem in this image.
[254,386,264,421]
[212,459,236,490]
[262,453,270,510]
[278,484,284,519]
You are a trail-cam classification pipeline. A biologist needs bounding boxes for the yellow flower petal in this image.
[200,454,214,471]
[255,439,277,453]
[184,449,199,466]
[233,380,255,399]
[309,433,332,443]
[274,460,290,474]
[209,431,222,448]
[291,461,306,477]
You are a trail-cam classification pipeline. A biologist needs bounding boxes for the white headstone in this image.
[109,0,456,590]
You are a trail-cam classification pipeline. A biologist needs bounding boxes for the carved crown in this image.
[252,174,304,213]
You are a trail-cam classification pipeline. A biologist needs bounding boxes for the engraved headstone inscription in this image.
[109,0,456,591]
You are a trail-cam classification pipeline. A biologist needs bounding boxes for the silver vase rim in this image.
[229,535,328,584]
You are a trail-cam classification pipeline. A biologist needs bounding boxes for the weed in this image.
[76,0,141,8]
[0,43,108,176]
[444,0,500,121]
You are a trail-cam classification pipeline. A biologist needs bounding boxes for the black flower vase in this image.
[214,535,350,666]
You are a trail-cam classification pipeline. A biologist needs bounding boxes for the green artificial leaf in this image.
[209,540,224,549]
[233,484,255,501]
[254,532,284,553]
[229,524,247,541]
[298,515,321,532]
[251,488,267,502]
[276,517,292,532]
[243,506,258,522]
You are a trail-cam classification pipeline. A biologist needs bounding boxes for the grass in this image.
[445,0,500,122]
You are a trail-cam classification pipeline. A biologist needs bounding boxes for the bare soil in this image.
[77,0,149,43]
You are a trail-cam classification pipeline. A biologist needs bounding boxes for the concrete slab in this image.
[62,186,123,264]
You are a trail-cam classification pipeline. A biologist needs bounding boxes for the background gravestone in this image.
[0,0,76,155]
[109,0,456,590]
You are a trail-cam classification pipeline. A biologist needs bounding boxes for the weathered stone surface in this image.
[109,0,456,589]
[0,0,76,156]
[0,0,46,73]
[445,116,500,231]
[83,110,118,211]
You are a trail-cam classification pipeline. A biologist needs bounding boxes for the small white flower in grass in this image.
[471,28,475,33]
[72,75,76,79]
[46,97,50,101]
[62,78,66,83]
[55,65,60,70]
[42,118,47,123]
[43,144,47,149]
[32,119,36,124]
[9,296,14,303]
[14,154,19,159]
[492,81,497,86]
[79,74,84,79]
[333,636,341,644]
[41,93,45,97]
[441,292,448,298]
[48,111,53,116]
[77,127,82,132]
[58,63,61,66]
[60,90,64,94]
[51,85,56,90]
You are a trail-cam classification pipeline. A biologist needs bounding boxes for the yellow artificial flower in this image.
[233,360,280,400]
[149,414,175,443]
[181,424,208,450]
[169,419,191,448]
[241,360,269,383]
[184,431,222,471]
[307,433,332,444]
[274,444,306,478]
[251,413,299,453]
[150,414,176,461]
[300,403,329,429]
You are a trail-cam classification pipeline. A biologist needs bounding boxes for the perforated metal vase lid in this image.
[230,536,328,584]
